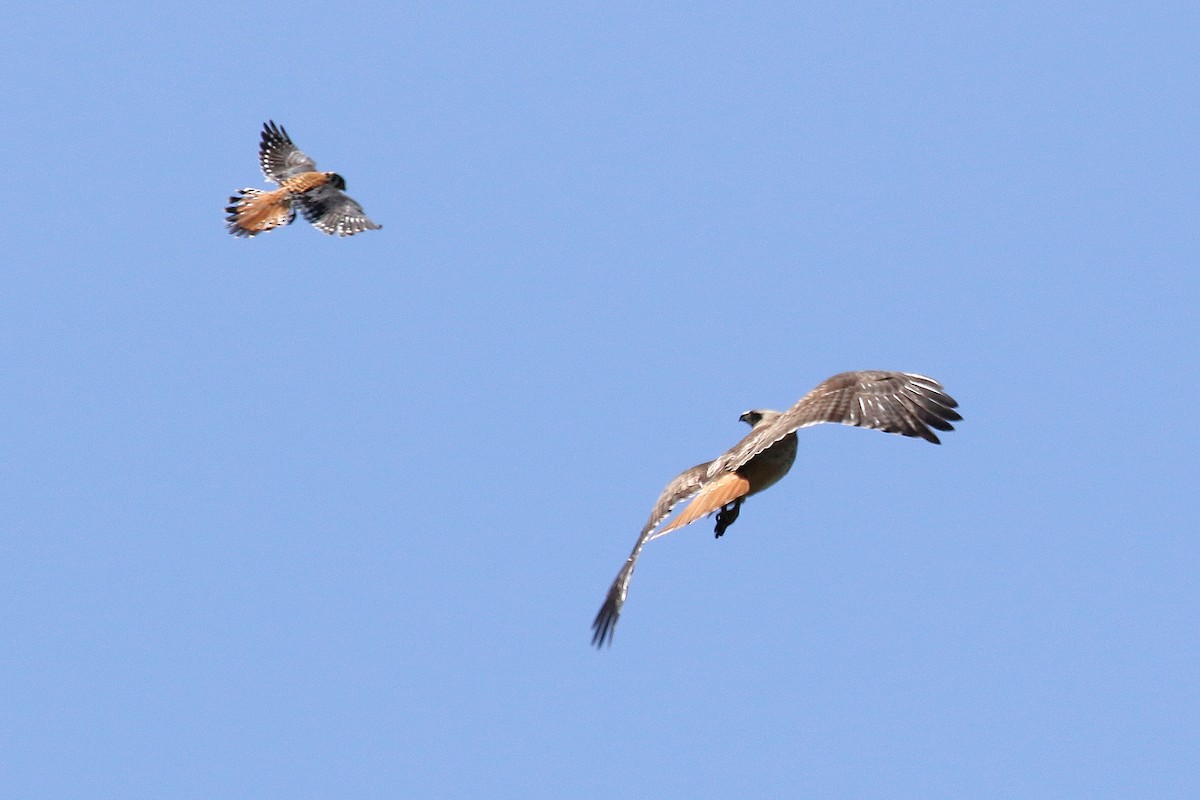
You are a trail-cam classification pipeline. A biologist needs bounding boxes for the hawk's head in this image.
[738,409,782,428]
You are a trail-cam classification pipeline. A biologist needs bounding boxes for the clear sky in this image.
[3,2,1196,797]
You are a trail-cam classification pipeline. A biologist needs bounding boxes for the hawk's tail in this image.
[654,472,751,538]
[225,187,295,237]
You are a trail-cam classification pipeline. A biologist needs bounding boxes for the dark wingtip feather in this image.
[901,376,962,444]
[923,415,957,432]
[261,120,290,146]
[591,563,635,649]
[591,589,621,648]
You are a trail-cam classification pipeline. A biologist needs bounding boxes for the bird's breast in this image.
[739,433,798,496]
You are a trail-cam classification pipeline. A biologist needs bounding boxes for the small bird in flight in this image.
[591,370,961,647]
[225,121,381,237]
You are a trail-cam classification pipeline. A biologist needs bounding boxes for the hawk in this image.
[225,121,381,237]
[591,371,961,647]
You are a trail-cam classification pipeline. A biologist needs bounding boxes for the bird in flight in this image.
[225,121,381,237]
[591,370,961,647]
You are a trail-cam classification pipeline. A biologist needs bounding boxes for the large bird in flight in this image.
[591,370,961,647]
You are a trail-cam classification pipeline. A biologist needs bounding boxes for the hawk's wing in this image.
[293,184,382,236]
[708,371,960,478]
[591,461,711,647]
[259,121,317,182]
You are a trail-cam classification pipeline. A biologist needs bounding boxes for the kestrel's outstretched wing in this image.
[293,182,383,237]
[707,372,961,479]
[591,461,712,647]
[258,121,318,182]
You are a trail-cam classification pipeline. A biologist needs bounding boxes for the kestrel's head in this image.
[738,409,782,428]
[327,172,347,190]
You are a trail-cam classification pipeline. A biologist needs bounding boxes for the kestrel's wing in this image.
[293,184,382,236]
[591,461,711,647]
[709,371,961,478]
[259,121,317,182]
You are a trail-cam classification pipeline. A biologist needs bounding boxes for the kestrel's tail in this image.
[225,187,295,237]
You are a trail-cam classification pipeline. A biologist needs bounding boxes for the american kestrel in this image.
[592,371,961,647]
[225,121,381,237]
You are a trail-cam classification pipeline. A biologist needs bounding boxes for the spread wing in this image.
[591,461,711,647]
[259,121,317,182]
[709,371,960,478]
[293,184,382,237]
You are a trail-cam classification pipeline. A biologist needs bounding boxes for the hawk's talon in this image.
[714,499,742,538]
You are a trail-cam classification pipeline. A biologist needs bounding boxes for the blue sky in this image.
[2,2,1197,797]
